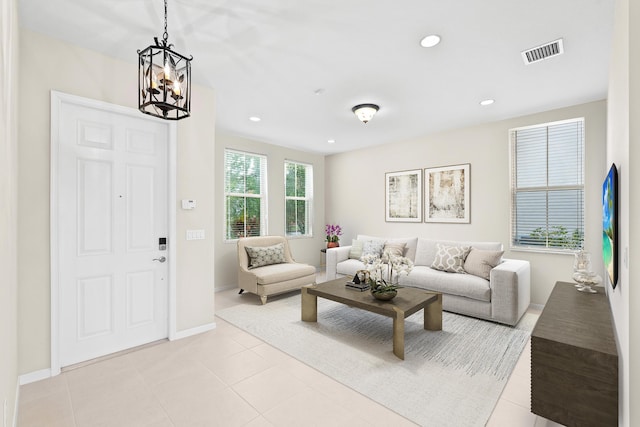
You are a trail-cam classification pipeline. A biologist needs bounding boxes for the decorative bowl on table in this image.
[369,279,400,301]
[371,289,397,301]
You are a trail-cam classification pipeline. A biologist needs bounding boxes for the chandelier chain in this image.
[162,0,168,44]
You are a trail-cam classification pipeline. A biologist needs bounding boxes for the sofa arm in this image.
[489,259,531,325]
[237,267,258,294]
[325,246,352,280]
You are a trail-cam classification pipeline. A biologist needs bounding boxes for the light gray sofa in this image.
[325,235,530,326]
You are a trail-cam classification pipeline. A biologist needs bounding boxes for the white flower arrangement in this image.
[361,251,414,293]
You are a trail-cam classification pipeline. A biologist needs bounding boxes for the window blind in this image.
[510,118,584,250]
[224,149,268,240]
[285,160,313,237]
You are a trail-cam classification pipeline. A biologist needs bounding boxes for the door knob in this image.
[153,256,166,263]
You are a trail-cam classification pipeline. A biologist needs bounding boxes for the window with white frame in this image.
[284,160,313,237]
[224,149,267,241]
[510,118,585,251]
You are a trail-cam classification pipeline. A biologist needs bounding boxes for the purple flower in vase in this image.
[325,224,342,243]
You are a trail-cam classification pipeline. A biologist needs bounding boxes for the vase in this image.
[371,289,397,301]
[327,241,339,248]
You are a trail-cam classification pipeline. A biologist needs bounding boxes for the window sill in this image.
[285,234,313,240]
[510,246,579,256]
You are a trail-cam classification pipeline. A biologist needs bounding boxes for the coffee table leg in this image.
[424,294,443,331]
[392,307,405,360]
[301,286,317,322]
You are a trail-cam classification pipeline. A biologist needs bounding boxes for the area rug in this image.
[217,294,537,427]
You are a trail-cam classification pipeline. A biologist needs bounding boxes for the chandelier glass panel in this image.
[138,0,192,120]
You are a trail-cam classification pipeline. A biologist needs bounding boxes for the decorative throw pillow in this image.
[362,240,385,258]
[245,243,286,269]
[464,248,504,280]
[431,243,471,273]
[383,242,406,258]
[349,239,364,259]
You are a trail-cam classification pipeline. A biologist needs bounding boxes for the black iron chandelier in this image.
[138,0,192,120]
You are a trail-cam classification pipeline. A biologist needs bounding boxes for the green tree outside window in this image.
[285,161,313,237]
[225,150,267,240]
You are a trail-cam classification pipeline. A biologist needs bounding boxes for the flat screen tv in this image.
[603,163,618,289]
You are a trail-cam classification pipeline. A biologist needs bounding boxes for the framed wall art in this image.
[385,169,422,222]
[602,163,618,289]
[425,163,470,223]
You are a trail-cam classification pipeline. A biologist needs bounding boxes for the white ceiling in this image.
[19,0,615,155]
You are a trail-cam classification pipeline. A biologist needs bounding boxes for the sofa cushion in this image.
[464,248,504,280]
[415,239,502,266]
[356,235,419,261]
[245,243,286,269]
[349,239,364,259]
[336,258,366,277]
[362,240,385,258]
[400,266,491,302]
[431,243,471,273]
[383,242,406,258]
[252,262,316,285]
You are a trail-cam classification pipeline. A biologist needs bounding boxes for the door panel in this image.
[56,99,169,367]
[126,271,155,328]
[77,120,113,149]
[77,275,113,339]
[77,159,113,255]
[126,165,155,252]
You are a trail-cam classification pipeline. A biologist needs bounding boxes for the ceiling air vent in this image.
[521,38,564,65]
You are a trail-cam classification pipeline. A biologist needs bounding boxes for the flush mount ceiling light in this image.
[352,104,379,124]
[420,34,441,48]
[249,116,261,122]
[138,0,192,120]
[480,99,495,106]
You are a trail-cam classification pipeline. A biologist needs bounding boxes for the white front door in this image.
[54,94,170,367]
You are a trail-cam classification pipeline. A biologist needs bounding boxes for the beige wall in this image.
[18,29,216,375]
[214,133,325,290]
[326,100,606,306]
[607,0,639,425]
[175,97,216,332]
[0,0,19,422]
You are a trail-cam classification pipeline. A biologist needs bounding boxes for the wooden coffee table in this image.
[301,278,442,359]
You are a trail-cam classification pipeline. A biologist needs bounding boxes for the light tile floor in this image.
[18,276,565,427]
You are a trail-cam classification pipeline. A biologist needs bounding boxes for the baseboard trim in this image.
[529,303,544,311]
[214,284,236,292]
[18,369,52,386]
[171,322,217,340]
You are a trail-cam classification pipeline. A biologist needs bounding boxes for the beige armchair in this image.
[237,236,316,304]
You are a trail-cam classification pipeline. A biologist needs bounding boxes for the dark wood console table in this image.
[531,281,618,426]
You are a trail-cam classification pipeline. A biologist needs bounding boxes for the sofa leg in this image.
[260,295,267,305]
[238,289,244,295]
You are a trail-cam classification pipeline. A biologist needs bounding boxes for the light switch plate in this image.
[186,229,205,240]
[181,199,196,210]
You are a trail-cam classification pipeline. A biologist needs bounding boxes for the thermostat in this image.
[181,199,196,210]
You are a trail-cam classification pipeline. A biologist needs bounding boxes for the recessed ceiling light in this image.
[420,34,441,48]
[480,99,495,106]
[249,116,261,122]
[328,139,336,144]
